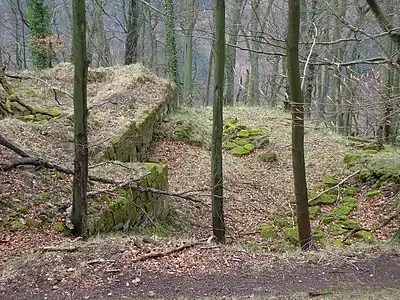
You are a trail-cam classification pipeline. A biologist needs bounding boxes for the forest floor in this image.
[1,105,400,299]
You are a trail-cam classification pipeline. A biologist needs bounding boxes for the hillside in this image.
[1,70,400,298]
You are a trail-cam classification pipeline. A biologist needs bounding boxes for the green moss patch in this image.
[309,194,337,206]
[88,162,169,235]
[222,118,268,156]
[367,190,381,198]
[258,225,277,239]
[283,227,299,245]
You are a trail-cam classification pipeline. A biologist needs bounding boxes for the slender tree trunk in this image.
[183,0,196,105]
[211,0,226,243]
[224,0,243,105]
[125,0,139,65]
[287,0,311,250]
[164,0,180,87]
[248,0,260,106]
[71,0,89,239]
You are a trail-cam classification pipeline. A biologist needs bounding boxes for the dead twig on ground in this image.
[375,212,400,231]
[308,170,360,204]
[132,241,200,263]
[39,246,78,252]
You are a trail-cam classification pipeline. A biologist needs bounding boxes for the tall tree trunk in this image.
[164,0,180,87]
[224,0,243,105]
[183,0,197,105]
[71,0,89,239]
[89,0,112,67]
[211,0,226,243]
[125,0,139,65]
[287,0,311,250]
[248,0,260,106]
[303,0,317,118]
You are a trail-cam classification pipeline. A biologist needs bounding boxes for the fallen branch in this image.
[5,72,73,99]
[0,133,207,203]
[0,70,55,117]
[375,211,400,231]
[132,241,200,263]
[308,170,360,204]
[40,246,78,252]
[341,227,371,243]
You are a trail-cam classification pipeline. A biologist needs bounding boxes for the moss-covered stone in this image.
[18,206,29,214]
[344,187,358,197]
[223,141,238,150]
[252,135,269,148]
[344,152,362,167]
[313,229,324,239]
[283,227,299,245]
[309,194,337,206]
[355,230,373,241]
[358,171,371,182]
[88,162,169,235]
[308,206,319,220]
[322,215,334,224]
[25,218,39,227]
[323,175,338,186]
[342,196,358,205]
[231,146,251,156]
[327,225,348,236]
[243,143,255,151]
[259,151,277,163]
[363,149,378,155]
[341,219,360,229]
[11,220,25,230]
[258,225,277,239]
[367,190,381,198]
[332,204,356,216]
[271,213,291,228]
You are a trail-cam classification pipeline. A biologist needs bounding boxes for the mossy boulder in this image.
[327,224,348,236]
[341,219,360,229]
[323,175,338,186]
[222,118,268,156]
[270,213,291,228]
[231,146,252,156]
[344,187,358,197]
[332,204,356,216]
[309,194,336,206]
[259,151,277,163]
[355,230,373,241]
[258,225,277,239]
[11,220,25,230]
[312,229,324,239]
[283,227,299,245]
[88,162,169,235]
[308,206,320,220]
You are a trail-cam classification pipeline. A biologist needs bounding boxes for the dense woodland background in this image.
[1,0,400,141]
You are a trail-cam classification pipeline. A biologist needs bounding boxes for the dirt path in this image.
[1,245,399,300]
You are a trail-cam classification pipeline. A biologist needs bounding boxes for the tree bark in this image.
[287,0,311,249]
[72,0,89,239]
[124,0,139,65]
[224,0,243,105]
[164,0,180,87]
[211,0,226,243]
[183,0,197,105]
